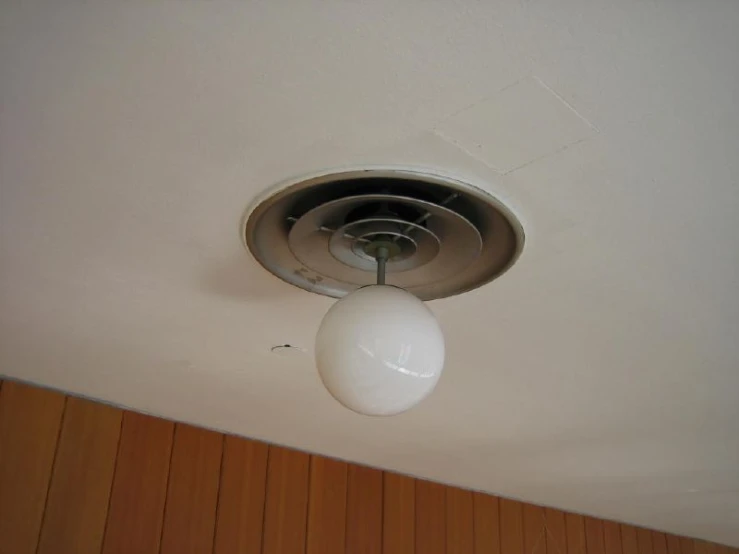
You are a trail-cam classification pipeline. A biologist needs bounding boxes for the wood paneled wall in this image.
[0,379,736,554]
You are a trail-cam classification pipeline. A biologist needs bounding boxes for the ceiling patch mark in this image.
[532,76,600,133]
[431,129,504,175]
[436,75,534,122]
[504,136,592,175]
[433,76,599,173]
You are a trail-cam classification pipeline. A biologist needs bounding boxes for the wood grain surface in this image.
[604,521,624,554]
[524,504,547,554]
[566,513,588,554]
[415,479,447,554]
[159,424,223,554]
[1,380,737,554]
[306,456,348,554]
[261,445,311,554]
[447,487,474,554]
[383,472,415,554]
[622,525,640,554]
[36,397,122,554]
[102,411,174,554]
[213,436,269,554]
[474,493,501,554]
[0,382,65,554]
[546,508,568,554]
[345,464,383,554]
[585,517,607,554]
[500,498,525,554]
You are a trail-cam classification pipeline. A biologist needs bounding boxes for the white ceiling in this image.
[2,0,738,545]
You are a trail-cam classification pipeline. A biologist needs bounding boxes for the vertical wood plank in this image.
[679,538,694,554]
[523,504,547,554]
[694,542,710,554]
[102,411,174,554]
[652,533,668,554]
[345,464,383,554]
[637,528,654,554]
[262,445,311,554]
[603,522,623,554]
[474,493,500,554]
[621,526,639,554]
[545,509,568,554]
[0,382,65,554]
[213,436,269,554]
[306,456,348,554]
[585,518,606,554]
[500,499,525,554]
[160,424,223,554]
[566,514,587,554]
[383,473,415,554]
[415,480,446,554]
[37,397,122,554]
[665,535,681,554]
[447,487,474,554]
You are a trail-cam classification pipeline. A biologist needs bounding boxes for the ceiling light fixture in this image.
[244,169,524,416]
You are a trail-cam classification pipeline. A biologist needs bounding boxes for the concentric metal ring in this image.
[288,193,479,283]
[333,218,430,268]
[244,169,524,300]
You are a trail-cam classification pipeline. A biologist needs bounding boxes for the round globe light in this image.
[315,285,445,416]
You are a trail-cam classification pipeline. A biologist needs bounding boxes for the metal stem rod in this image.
[375,246,389,285]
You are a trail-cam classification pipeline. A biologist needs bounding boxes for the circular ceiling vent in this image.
[243,169,524,300]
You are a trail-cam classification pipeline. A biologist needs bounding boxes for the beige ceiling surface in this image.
[2,0,738,545]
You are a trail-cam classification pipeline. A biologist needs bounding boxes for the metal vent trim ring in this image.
[243,168,524,300]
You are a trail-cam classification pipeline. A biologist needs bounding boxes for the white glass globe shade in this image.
[315,285,445,416]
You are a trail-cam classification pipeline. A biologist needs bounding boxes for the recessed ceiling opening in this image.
[243,169,524,300]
